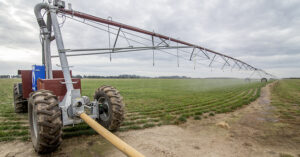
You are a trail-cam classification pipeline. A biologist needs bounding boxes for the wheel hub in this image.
[98,97,110,121]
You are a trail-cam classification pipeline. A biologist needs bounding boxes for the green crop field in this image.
[0,78,267,141]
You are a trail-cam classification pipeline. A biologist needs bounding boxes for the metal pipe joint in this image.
[34,3,49,29]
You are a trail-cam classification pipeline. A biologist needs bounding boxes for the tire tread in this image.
[29,90,62,154]
[94,86,125,131]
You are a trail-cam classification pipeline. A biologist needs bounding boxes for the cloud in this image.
[0,0,299,78]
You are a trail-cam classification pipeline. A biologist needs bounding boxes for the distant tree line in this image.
[0,75,20,78]
[73,74,149,79]
[285,77,300,79]
[0,74,191,79]
[73,74,191,79]
[156,76,191,79]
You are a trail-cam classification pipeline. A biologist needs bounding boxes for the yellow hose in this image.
[79,113,145,157]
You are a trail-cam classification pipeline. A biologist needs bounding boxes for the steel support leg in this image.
[50,7,73,91]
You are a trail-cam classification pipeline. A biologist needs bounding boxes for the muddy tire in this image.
[94,86,125,131]
[28,90,62,154]
[13,83,27,113]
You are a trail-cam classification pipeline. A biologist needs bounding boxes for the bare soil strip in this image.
[0,82,299,157]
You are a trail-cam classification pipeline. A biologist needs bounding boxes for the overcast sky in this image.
[0,0,299,78]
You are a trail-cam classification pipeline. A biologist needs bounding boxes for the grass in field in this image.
[0,79,29,141]
[279,153,294,157]
[0,78,267,141]
[271,79,300,121]
[267,79,300,151]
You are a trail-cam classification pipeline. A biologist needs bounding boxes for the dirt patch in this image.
[1,82,299,157]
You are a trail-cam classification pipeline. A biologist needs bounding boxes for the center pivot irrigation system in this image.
[13,0,275,156]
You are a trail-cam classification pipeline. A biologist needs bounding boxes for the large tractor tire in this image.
[28,90,62,154]
[94,85,125,131]
[13,83,28,113]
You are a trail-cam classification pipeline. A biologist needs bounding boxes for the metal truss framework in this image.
[52,8,275,78]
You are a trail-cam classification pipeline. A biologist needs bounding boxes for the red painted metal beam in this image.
[60,9,257,70]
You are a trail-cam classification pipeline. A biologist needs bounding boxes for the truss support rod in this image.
[248,66,253,70]
[235,61,242,70]
[200,49,210,59]
[120,29,131,46]
[221,62,227,70]
[221,56,230,66]
[209,54,216,67]
[226,58,230,66]
[242,64,248,70]
[156,40,164,47]
[231,62,236,71]
[159,38,169,47]
[156,38,169,47]
[111,27,121,61]
[189,47,196,61]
